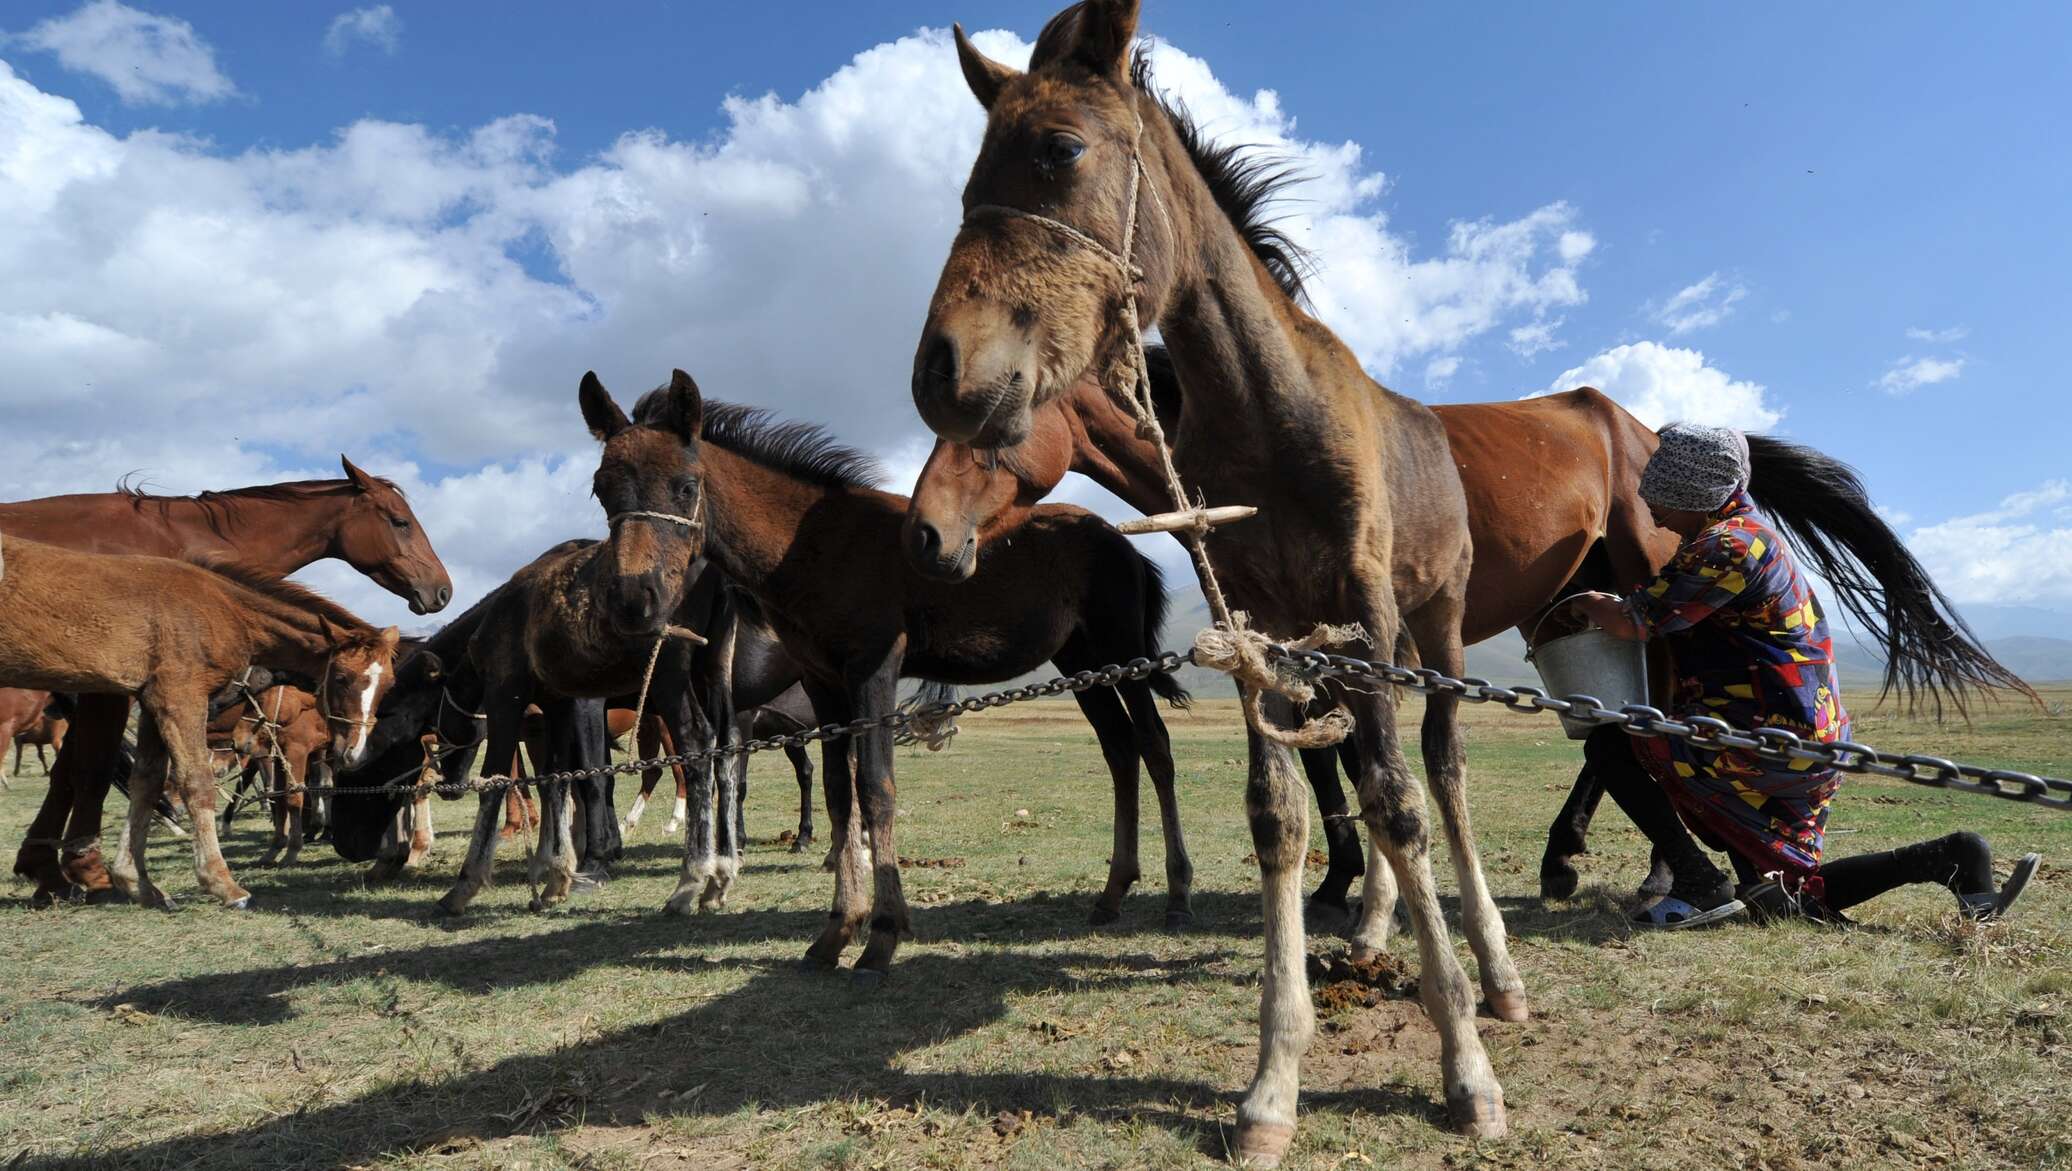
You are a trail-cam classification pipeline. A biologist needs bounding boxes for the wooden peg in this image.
[1115,505,1259,536]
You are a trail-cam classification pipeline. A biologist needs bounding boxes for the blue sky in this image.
[3,1,2068,632]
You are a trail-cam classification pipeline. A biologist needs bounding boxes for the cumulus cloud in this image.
[1876,355,1965,394]
[1507,318,1564,359]
[1905,325,1968,344]
[1424,355,1461,387]
[324,5,399,57]
[6,0,233,105]
[1649,273,1746,334]
[1536,341,1783,431]
[0,29,1594,627]
[1905,481,2072,606]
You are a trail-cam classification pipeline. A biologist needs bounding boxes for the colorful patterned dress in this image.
[1623,491,1849,899]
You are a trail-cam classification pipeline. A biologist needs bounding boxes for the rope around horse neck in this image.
[963,111,1352,749]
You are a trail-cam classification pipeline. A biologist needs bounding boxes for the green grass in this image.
[2,693,2069,1169]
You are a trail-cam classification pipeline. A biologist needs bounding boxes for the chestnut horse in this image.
[913,3,1513,1153]
[903,346,1686,913]
[205,684,332,867]
[2,688,61,780]
[0,536,400,907]
[0,458,451,903]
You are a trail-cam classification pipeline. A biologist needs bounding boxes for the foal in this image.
[0,538,400,907]
[206,684,331,866]
[612,370,1193,967]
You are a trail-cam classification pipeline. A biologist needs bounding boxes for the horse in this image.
[911,4,1515,1153]
[1,459,452,903]
[431,373,727,917]
[610,368,1195,956]
[0,536,401,908]
[2,688,61,780]
[204,685,333,867]
[902,345,1695,913]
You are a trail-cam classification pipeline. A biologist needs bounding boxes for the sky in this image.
[2,1,2068,636]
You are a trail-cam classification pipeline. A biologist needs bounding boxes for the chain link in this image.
[278,644,2070,812]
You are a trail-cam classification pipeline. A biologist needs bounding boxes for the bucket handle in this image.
[1525,592,1617,662]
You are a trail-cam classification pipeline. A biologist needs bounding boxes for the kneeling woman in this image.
[1576,423,2040,927]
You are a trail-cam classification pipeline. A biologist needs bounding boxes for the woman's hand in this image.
[1571,592,1647,641]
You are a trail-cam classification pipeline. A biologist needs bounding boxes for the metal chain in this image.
[277,645,2071,811]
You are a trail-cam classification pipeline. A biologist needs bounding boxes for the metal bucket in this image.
[1525,610,1649,741]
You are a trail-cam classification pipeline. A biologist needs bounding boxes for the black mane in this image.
[1130,52,1314,305]
[630,392,883,490]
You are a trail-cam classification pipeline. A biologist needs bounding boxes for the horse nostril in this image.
[435,586,452,608]
[913,333,960,407]
[908,520,943,562]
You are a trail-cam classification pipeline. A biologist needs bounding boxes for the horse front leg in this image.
[661,682,720,917]
[1232,690,1315,1169]
[785,743,816,851]
[146,696,250,909]
[437,693,525,915]
[1118,681,1193,929]
[1299,738,1367,935]
[848,655,908,986]
[1069,681,1143,926]
[1540,762,1603,900]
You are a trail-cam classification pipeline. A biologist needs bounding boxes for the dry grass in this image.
[2,691,2069,1169]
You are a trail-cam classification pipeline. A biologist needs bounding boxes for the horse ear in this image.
[954,23,1017,109]
[317,614,339,646]
[664,369,704,445]
[340,455,379,493]
[1031,0,1137,77]
[378,626,401,652]
[579,372,630,442]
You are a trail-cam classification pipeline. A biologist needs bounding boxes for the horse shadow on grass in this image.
[40,931,1457,1171]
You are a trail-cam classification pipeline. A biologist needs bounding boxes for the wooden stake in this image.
[1115,505,1259,536]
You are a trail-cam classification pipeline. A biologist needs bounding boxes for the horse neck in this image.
[694,445,835,595]
[1138,112,1344,454]
[153,488,354,575]
[1061,389,1173,517]
[233,589,354,680]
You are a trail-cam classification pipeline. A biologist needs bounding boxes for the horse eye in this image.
[389,517,411,532]
[1038,132,1085,171]
[674,477,698,499]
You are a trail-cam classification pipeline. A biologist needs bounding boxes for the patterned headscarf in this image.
[1639,422,1751,513]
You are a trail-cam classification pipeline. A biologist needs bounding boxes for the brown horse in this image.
[206,685,333,867]
[612,372,1196,966]
[904,346,1685,912]
[434,373,718,916]
[0,536,401,907]
[2,688,61,780]
[1,459,451,903]
[912,3,1514,1154]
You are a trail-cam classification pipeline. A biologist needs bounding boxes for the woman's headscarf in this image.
[1639,422,1752,513]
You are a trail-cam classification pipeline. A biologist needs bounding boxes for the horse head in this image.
[578,370,707,640]
[333,456,455,616]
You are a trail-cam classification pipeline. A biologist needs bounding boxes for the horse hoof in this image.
[1485,989,1530,1022]
[82,885,129,906]
[789,838,811,855]
[1637,872,1675,900]
[1304,898,1354,936]
[1164,909,1197,932]
[571,870,608,894]
[1232,1121,1295,1167]
[1087,903,1122,926]
[1346,943,1385,966]
[1446,1088,1508,1138]
[798,953,840,975]
[435,893,471,917]
[850,967,886,992]
[1539,858,1581,901]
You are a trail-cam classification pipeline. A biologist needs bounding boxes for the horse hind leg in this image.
[1067,680,1144,925]
[1118,679,1194,928]
[146,699,251,909]
[258,759,291,867]
[109,717,173,909]
[787,743,815,850]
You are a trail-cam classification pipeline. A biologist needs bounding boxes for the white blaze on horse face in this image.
[349,662,383,764]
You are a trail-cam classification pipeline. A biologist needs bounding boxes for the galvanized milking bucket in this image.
[1524,595,1650,740]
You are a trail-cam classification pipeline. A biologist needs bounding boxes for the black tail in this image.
[1137,552,1192,710]
[1744,434,2035,717]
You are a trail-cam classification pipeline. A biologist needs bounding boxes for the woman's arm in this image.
[1573,593,1647,641]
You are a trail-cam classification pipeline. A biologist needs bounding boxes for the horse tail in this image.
[897,680,960,714]
[1137,551,1192,710]
[1743,434,2036,716]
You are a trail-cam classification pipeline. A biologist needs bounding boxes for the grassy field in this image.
[2,692,2069,1170]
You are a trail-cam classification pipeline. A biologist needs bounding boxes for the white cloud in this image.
[1507,318,1564,359]
[1875,355,1964,394]
[1649,272,1746,335]
[1905,325,1968,344]
[7,0,233,106]
[1424,355,1461,387]
[1537,341,1783,431]
[324,5,399,57]
[1906,481,2072,607]
[0,31,1594,628]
